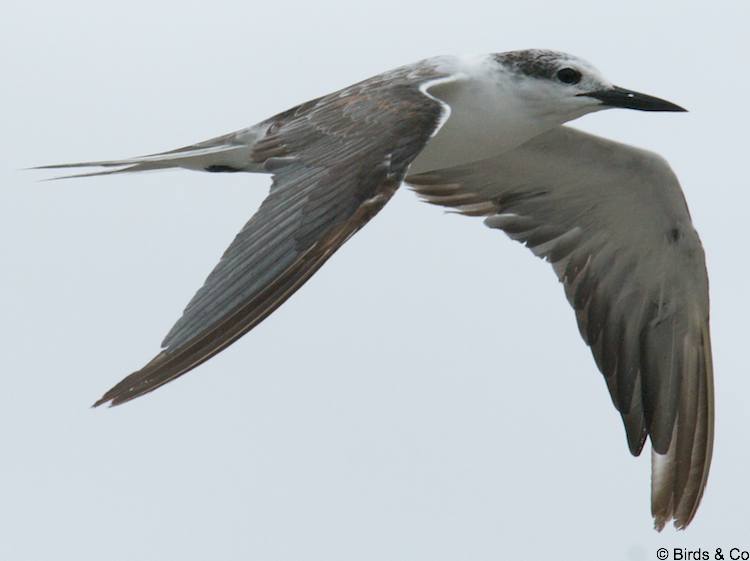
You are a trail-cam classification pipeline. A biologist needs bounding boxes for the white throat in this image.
[409,55,590,175]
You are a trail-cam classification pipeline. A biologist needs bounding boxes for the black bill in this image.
[579,85,687,112]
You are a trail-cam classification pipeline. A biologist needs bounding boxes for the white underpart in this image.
[410,54,590,175]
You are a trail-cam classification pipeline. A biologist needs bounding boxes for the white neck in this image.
[409,55,589,175]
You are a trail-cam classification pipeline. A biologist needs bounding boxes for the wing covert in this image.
[95,63,452,407]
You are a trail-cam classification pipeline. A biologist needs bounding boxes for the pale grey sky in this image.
[2,0,748,559]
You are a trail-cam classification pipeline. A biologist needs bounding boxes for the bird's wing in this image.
[407,125,713,530]
[94,64,454,407]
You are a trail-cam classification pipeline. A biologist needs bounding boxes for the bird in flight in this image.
[38,50,713,531]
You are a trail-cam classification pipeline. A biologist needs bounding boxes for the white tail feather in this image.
[32,124,270,180]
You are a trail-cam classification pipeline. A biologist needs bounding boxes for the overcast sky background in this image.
[2,1,748,559]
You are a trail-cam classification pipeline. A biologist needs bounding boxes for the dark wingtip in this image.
[92,388,120,407]
[653,513,691,532]
[91,384,140,408]
[89,352,178,409]
[91,396,110,408]
[91,374,143,408]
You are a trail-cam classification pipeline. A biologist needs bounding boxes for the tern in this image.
[38,50,713,531]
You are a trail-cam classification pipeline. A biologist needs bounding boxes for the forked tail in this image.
[32,124,269,180]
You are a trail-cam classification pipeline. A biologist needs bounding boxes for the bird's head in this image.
[492,49,686,121]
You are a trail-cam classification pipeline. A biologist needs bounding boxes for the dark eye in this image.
[556,67,582,84]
